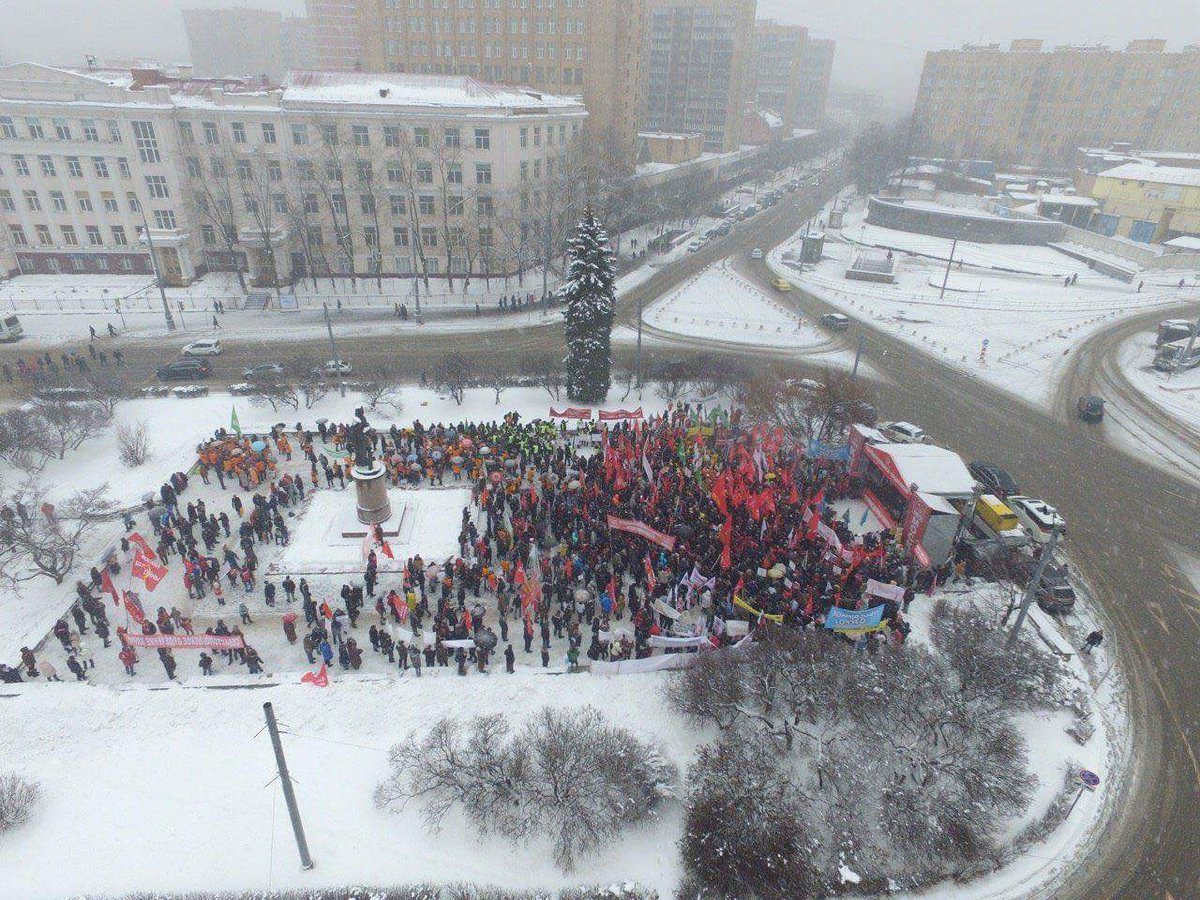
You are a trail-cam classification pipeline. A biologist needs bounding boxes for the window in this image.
[387,162,403,182]
[361,194,376,213]
[119,258,133,270]
[153,210,177,229]
[393,225,410,246]
[414,126,430,147]
[102,192,118,212]
[321,124,338,146]
[476,162,492,184]
[520,160,528,180]
[86,225,103,246]
[291,123,309,145]
[201,224,216,245]
[39,155,56,177]
[0,117,16,139]
[8,225,27,246]
[117,157,130,178]
[421,225,438,246]
[126,192,140,212]
[178,121,195,144]
[76,191,93,212]
[13,155,29,177]
[447,195,464,216]
[307,226,323,246]
[54,120,71,141]
[356,160,373,182]
[244,196,258,214]
[444,126,461,148]
[272,193,287,214]
[261,123,277,144]
[35,225,52,245]
[211,158,226,177]
[446,163,463,185]
[303,194,320,215]
[107,120,121,142]
[61,225,78,246]
[0,190,12,211]
[50,191,67,212]
[132,121,160,163]
[268,160,283,182]
[96,257,109,271]
[111,225,128,245]
[236,159,252,180]
[231,122,247,144]
[533,126,541,147]
[92,157,109,178]
[479,224,494,246]
[24,190,41,211]
[474,127,490,149]
[332,193,347,215]
[27,118,45,140]
[82,120,99,142]
[384,125,401,147]
[186,157,202,178]
[352,125,370,146]
[419,194,435,215]
[477,194,494,217]
[416,161,433,184]
[146,175,170,199]
[363,225,379,247]
[390,194,407,215]
[520,126,528,148]
[66,156,83,178]
[297,159,315,181]
[203,121,219,144]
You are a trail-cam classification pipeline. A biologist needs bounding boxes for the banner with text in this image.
[606,514,677,550]
[123,633,246,651]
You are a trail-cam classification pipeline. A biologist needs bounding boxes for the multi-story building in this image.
[281,17,319,75]
[1085,162,1200,243]
[183,7,287,81]
[795,36,834,128]
[750,20,807,130]
[306,0,646,174]
[642,0,757,154]
[0,62,586,286]
[912,40,1200,167]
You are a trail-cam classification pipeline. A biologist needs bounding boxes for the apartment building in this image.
[749,20,807,131]
[642,0,757,154]
[912,39,1200,167]
[1086,162,1200,243]
[795,36,834,128]
[183,7,288,81]
[0,62,586,286]
[307,0,646,174]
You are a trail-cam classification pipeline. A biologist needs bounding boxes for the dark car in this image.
[1076,395,1105,423]
[1036,563,1077,615]
[969,461,1019,498]
[157,358,212,381]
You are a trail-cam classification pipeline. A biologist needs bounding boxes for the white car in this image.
[687,239,706,253]
[181,339,223,356]
[879,421,927,444]
[317,359,352,376]
[750,248,764,259]
[1007,496,1066,543]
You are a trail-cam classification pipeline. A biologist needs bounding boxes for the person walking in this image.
[67,654,87,681]
[1082,629,1104,654]
[505,643,515,674]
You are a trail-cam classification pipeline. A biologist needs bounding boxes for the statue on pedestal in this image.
[349,415,375,470]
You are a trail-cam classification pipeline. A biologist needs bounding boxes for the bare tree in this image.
[433,353,475,406]
[743,367,871,445]
[313,121,359,287]
[236,147,287,297]
[482,364,513,405]
[519,351,565,400]
[78,370,127,420]
[247,375,301,413]
[360,364,404,414]
[116,420,151,467]
[0,773,41,832]
[0,409,53,471]
[33,402,107,460]
[189,147,249,294]
[0,482,114,585]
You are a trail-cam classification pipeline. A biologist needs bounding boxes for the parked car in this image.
[714,223,733,237]
[1156,319,1196,346]
[181,338,223,356]
[968,461,1019,498]
[243,362,285,380]
[1076,395,1105,423]
[1007,496,1066,543]
[1036,563,1077,615]
[820,312,850,330]
[770,276,792,292]
[972,494,1029,547]
[316,359,352,376]
[1153,342,1200,372]
[157,358,212,380]
[879,421,927,444]
[0,314,24,342]
[750,248,764,259]
[687,239,706,253]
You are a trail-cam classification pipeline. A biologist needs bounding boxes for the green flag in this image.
[231,406,242,437]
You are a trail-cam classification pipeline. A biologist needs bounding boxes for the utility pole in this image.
[850,334,865,381]
[262,702,314,871]
[635,291,644,391]
[1007,524,1062,649]
[938,238,958,300]
[951,486,983,555]
[1179,315,1200,371]
[136,197,176,332]
[322,302,346,398]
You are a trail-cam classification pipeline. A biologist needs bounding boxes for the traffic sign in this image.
[1078,769,1101,791]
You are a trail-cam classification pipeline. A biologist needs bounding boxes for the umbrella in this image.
[490,471,503,484]
[282,611,299,624]
[479,445,491,455]
[460,437,474,448]
[251,440,267,452]
[432,449,443,460]
[451,455,464,465]
[409,462,422,472]
[406,452,418,462]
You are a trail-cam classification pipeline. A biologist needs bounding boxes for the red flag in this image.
[100,569,120,606]
[711,470,729,516]
[131,551,167,592]
[380,539,394,559]
[514,560,527,587]
[128,531,156,561]
[122,590,146,625]
[300,664,329,687]
[644,554,657,591]
[719,515,734,569]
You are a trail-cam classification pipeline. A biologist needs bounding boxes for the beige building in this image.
[638,131,703,164]
[305,0,646,174]
[795,36,834,128]
[750,20,807,130]
[183,7,288,81]
[913,39,1200,167]
[642,0,757,153]
[1086,162,1200,243]
[0,62,586,286]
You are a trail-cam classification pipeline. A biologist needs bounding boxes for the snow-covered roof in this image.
[1039,194,1097,206]
[865,443,976,499]
[1096,163,1200,188]
[280,71,582,111]
[1165,235,1200,250]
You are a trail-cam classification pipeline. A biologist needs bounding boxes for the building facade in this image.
[912,40,1200,167]
[642,0,757,153]
[749,20,807,130]
[182,7,287,81]
[1086,162,1200,243]
[0,63,586,286]
[305,0,646,174]
[795,36,834,128]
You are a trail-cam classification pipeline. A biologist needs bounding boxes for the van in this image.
[0,315,24,342]
[974,494,1027,545]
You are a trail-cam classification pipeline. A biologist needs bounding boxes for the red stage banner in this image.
[606,514,677,550]
[131,551,168,591]
[550,407,593,419]
[598,407,644,421]
[123,633,245,650]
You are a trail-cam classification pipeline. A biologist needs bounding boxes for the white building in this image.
[0,63,586,286]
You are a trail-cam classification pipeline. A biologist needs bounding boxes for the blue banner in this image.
[807,440,850,461]
[824,604,886,631]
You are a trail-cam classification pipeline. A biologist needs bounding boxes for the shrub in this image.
[0,772,41,831]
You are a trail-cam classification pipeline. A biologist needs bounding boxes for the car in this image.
[1007,495,1066,543]
[770,276,792,292]
[879,421,927,444]
[820,312,850,330]
[157,358,212,381]
[181,339,223,356]
[316,359,352,376]
[714,223,733,237]
[968,461,1019,498]
[1035,562,1077,615]
[1076,395,1105,423]
[750,248,764,259]
[687,239,706,253]
[243,362,285,380]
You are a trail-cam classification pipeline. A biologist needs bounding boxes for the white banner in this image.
[441,638,476,649]
[653,597,683,620]
[648,634,711,649]
[865,579,907,603]
[589,654,698,676]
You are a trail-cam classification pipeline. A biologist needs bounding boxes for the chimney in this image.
[379,87,390,98]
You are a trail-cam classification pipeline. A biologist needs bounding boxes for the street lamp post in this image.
[135,196,176,332]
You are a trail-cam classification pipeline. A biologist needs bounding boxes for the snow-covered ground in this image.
[1115,330,1200,436]
[771,202,1193,408]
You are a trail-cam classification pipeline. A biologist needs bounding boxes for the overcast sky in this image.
[0,0,1196,112]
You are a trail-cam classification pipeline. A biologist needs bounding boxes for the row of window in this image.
[0,115,123,144]
[240,223,496,252]
[196,188,496,220]
[178,119,495,151]
[1,186,139,214]
[6,153,132,179]
[9,221,141,248]
[382,0,589,10]
[388,40,586,61]
[388,16,586,35]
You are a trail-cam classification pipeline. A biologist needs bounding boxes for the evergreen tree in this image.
[562,207,616,403]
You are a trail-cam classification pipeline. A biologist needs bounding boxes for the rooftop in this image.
[280,71,582,110]
[1095,162,1200,188]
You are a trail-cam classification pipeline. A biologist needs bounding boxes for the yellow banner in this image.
[734,594,784,623]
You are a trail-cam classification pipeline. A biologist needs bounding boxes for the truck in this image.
[973,494,1029,547]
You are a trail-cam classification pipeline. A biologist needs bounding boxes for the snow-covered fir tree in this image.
[562,207,616,403]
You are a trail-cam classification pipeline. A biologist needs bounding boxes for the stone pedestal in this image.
[353,463,392,525]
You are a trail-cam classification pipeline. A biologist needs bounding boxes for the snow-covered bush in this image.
[0,772,41,831]
[117,420,152,467]
[375,705,677,871]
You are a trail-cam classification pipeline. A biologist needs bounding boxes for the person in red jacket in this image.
[118,647,137,676]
